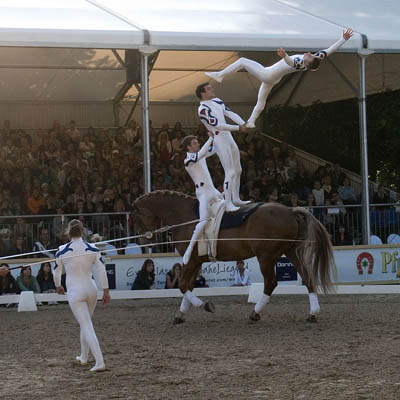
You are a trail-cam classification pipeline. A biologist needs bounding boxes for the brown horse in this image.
[134,190,337,323]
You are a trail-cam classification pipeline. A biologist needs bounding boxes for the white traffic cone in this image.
[18,291,38,312]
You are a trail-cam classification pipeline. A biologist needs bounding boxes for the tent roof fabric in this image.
[0,1,399,104]
[1,0,399,52]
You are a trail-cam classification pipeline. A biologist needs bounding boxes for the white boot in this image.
[205,71,223,83]
[90,363,106,372]
[233,199,251,206]
[75,356,88,365]
[225,202,240,213]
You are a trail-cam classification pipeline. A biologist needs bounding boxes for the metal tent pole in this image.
[139,46,157,194]
[358,49,373,244]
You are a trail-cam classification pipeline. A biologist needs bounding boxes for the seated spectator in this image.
[338,177,358,205]
[232,260,251,286]
[312,180,324,220]
[321,175,334,198]
[372,184,390,210]
[276,158,290,183]
[26,187,45,215]
[331,163,346,189]
[7,235,30,259]
[171,130,183,154]
[287,192,300,208]
[312,180,324,206]
[79,134,95,159]
[131,259,155,290]
[333,225,354,246]
[285,148,298,179]
[165,263,182,289]
[171,121,185,140]
[125,119,141,145]
[313,165,327,182]
[16,266,40,293]
[291,164,312,199]
[66,120,80,143]
[33,227,56,258]
[304,192,316,214]
[266,187,279,203]
[330,191,346,215]
[0,263,19,296]
[157,131,172,165]
[38,196,56,215]
[36,262,56,294]
[249,186,262,202]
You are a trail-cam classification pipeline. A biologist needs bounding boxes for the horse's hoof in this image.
[203,301,215,313]
[306,315,317,323]
[249,311,261,322]
[173,317,185,325]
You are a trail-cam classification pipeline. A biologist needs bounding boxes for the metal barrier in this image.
[305,203,400,245]
[0,212,172,257]
[0,204,399,257]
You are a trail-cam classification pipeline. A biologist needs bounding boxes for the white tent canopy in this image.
[1,0,399,52]
[0,0,399,108]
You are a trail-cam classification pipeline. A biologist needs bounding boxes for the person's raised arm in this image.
[277,48,295,68]
[222,104,246,126]
[317,28,353,58]
[199,106,248,134]
[196,134,214,161]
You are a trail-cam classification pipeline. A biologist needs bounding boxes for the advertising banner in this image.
[8,246,400,290]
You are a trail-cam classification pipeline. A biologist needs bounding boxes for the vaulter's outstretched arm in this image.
[314,28,354,59]
[278,28,353,66]
[223,105,246,127]
[194,135,214,162]
[199,111,241,132]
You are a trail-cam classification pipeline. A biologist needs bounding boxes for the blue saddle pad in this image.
[193,202,263,229]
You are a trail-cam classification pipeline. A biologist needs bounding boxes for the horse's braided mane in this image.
[136,190,196,203]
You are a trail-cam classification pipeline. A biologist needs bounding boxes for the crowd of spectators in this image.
[0,117,390,256]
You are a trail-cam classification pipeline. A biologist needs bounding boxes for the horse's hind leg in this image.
[250,254,279,322]
[286,248,320,323]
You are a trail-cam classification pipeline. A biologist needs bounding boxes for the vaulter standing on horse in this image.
[196,82,252,212]
[182,132,221,265]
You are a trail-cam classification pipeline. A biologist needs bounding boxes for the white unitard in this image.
[54,238,108,369]
[183,137,221,265]
[213,36,347,125]
[198,98,246,207]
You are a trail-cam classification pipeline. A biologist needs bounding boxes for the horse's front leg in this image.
[173,258,215,325]
[250,255,279,322]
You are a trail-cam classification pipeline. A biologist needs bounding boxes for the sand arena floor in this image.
[1,294,400,400]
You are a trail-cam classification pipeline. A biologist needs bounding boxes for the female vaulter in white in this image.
[206,28,354,128]
[196,82,251,212]
[54,219,110,372]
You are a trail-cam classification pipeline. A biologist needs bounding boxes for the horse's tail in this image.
[292,207,337,294]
